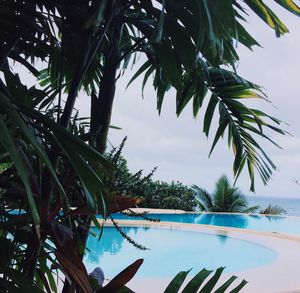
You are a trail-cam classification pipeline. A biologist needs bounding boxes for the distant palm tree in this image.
[259,204,286,215]
[193,175,259,213]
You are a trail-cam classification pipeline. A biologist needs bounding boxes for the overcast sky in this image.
[74,7,300,199]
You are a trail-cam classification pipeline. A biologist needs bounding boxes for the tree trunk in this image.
[90,25,123,154]
[76,21,123,262]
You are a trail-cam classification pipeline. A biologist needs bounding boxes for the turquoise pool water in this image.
[84,227,277,278]
[109,213,300,236]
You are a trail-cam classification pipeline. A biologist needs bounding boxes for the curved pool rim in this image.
[103,208,300,238]
[114,207,300,216]
[96,218,300,293]
[113,208,300,219]
[98,218,300,242]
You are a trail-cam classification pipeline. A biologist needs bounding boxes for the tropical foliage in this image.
[165,267,247,293]
[104,139,199,211]
[140,180,198,211]
[1,0,295,189]
[259,204,286,215]
[0,0,299,292]
[193,175,287,215]
[193,175,259,213]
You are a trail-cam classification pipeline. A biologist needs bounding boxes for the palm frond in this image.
[192,185,214,211]
[259,204,286,215]
[194,175,259,213]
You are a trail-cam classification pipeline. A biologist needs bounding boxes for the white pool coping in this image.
[95,215,300,293]
[127,207,300,219]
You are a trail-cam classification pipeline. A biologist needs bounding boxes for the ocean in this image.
[248,196,300,216]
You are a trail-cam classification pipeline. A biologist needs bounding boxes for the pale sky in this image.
[77,7,298,198]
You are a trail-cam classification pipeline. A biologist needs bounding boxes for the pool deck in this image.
[96,209,300,293]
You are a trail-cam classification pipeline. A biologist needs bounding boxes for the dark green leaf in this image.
[203,94,218,136]
[164,269,191,293]
[182,268,212,293]
[199,267,225,292]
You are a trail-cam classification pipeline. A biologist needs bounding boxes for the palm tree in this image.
[259,204,286,215]
[0,0,294,189]
[193,175,259,213]
[1,1,300,292]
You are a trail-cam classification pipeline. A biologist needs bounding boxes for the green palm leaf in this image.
[194,175,259,213]
[165,267,247,293]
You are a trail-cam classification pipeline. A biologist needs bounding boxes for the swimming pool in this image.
[84,226,277,278]
[108,213,300,236]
